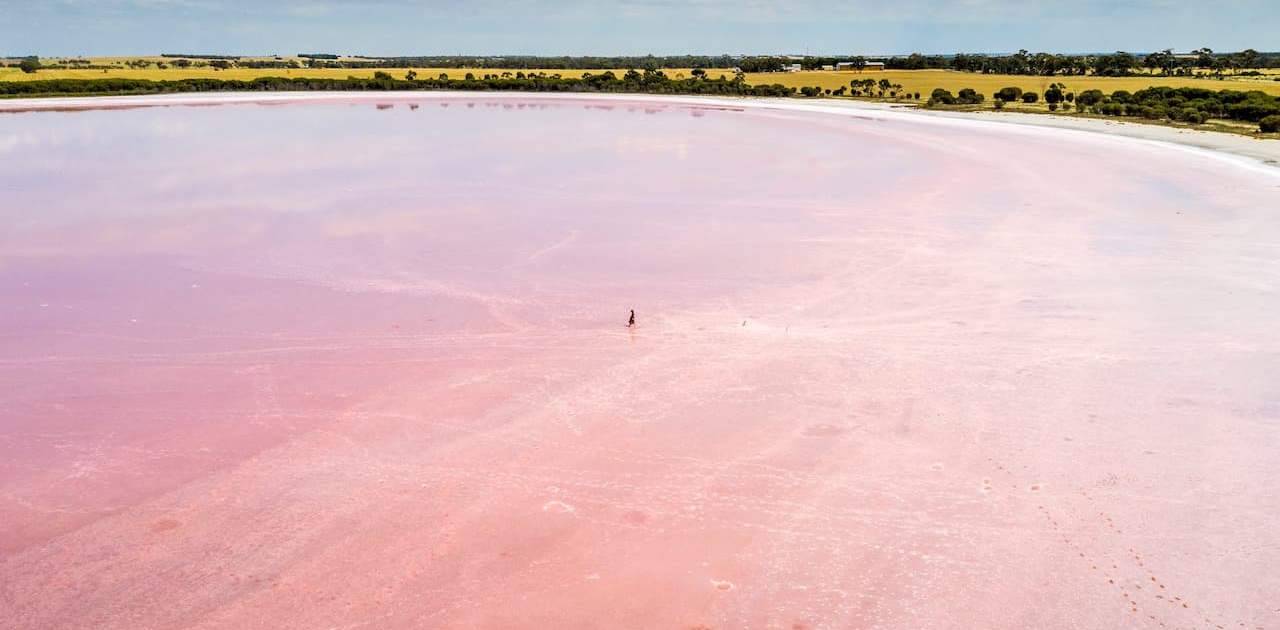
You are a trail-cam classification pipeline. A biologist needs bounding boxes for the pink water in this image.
[2,95,1279,630]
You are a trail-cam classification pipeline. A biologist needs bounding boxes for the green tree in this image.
[1044,82,1066,105]
[1143,49,1175,76]
[1193,48,1215,69]
[1076,89,1105,107]
[995,86,1023,102]
[18,57,40,73]
[1237,49,1260,70]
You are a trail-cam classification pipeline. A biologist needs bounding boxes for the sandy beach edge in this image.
[4,91,1279,176]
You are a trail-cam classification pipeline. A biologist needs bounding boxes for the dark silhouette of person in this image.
[628,309,636,327]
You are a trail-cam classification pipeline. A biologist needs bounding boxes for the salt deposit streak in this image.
[1,95,1278,630]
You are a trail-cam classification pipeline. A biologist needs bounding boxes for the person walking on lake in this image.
[628,309,636,328]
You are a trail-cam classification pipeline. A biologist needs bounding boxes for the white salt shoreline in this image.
[4,91,1278,175]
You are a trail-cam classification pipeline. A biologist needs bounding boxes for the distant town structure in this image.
[783,63,803,72]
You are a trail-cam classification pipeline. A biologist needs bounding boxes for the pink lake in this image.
[1,94,1279,629]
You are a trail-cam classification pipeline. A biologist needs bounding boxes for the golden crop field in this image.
[708,69,1280,98]
[4,62,1279,98]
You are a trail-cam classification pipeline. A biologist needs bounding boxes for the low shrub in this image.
[1076,89,1105,107]
[956,88,984,104]
[1099,102,1125,116]
[928,88,957,105]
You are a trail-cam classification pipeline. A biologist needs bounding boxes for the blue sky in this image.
[2,1,1275,57]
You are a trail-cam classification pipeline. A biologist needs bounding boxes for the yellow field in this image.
[709,69,1280,97]
[4,63,1279,99]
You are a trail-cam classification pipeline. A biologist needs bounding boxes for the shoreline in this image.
[913,105,1280,169]
[4,91,1278,174]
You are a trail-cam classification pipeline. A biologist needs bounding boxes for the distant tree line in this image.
[322,51,1280,75]
[141,54,782,71]
[148,52,1263,75]
[15,51,1276,77]
[278,50,1280,76]
[9,57,110,71]
[0,69,793,99]
[349,55,751,70]
[946,48,1277,77]
[235,59,303,69]
[159,53,241,60]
